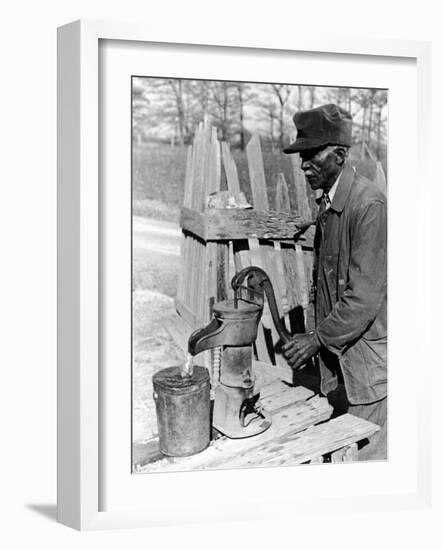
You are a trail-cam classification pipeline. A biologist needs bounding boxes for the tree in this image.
[187,80,211,128]
[269,84,292,149]
[374,91,388,159]
[325,87,353,112]
[209,81,239,142]
[132,78,151,143]
[366,89,377,146]
[234,83,255,151]
[297,85,304,110]
[306,86,316,108]
[164,79,192,144]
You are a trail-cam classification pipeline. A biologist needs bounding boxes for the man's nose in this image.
[301,159,310,171]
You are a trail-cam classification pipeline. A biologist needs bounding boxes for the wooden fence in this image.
[175,119,315,369]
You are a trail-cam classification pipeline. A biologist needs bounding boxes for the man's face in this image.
[299,146,341,192]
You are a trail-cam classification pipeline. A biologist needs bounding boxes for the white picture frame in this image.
[57,19,432,531]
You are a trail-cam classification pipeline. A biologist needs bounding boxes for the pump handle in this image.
[231,266,292,345]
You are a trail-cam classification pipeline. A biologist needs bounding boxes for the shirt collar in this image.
[315,163,355,213]
[326,169,343,203]
[330,163,356,212]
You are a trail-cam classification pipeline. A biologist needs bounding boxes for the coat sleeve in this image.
[316,198,387,355]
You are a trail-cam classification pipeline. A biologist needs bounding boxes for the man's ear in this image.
[334,146,347,166]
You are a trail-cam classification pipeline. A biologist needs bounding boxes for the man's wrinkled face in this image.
[299,145,342,192]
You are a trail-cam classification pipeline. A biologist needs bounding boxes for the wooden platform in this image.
[133,380,380,473]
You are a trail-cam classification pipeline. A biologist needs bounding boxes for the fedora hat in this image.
[283,103,352,154]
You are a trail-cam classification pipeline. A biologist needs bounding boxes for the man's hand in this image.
[282,331,321,370]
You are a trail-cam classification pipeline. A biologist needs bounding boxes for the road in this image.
[133,215,180,256]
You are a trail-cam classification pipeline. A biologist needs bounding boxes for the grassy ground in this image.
[132,289,185,442]
[133,143,186,222]
[133,244,178,298]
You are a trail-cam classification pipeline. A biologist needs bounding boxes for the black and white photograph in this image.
[3,0,438,540]
[131,77,388,473]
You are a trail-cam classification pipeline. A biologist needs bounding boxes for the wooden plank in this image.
[331,442,358,463]
[175,297,200,330]
[206,128,221,320]
[274,172,296,333]
[187,123,210,319]
[257,240,288,367]
[206,242,217,318]
[292,154,312,220]
[309,455,324,464]
[222,138,272,364]
[375,161,387,196]
[274,165,303,328]
[196,123,211,320]
[216,242,229,301]
[182,234,190,306]
[199,121,212,211]
[221,141,241,196]
[222,139,244,278]
[257,378,299,399]
[363,141,376,161]
[178,144,195,304]
[232,240,272,365]
[248,238,277,364]
[302,248,315,330]
[273,241,290,313]
[197,121,208,211]
[176,235,186,303]
[180,206,309,242]
[219,142,246,302]
[180,208,207,239]
[186,125,200,312]
[183,234,191,308]
[253,359,293,385]
[250,414,380,467]
[137,393,333,472]
[183,144,193,208]
[190,123,202,210]
[280,243,299,312]
[197,240,207,323]
[247,134,269,210]
[261,386,316,414]
[258,241,285,310]
[207,128,221,194]
[188,236,196,312]
[275,172,290,210]
[246,135,289,364]
[294,243,309,311]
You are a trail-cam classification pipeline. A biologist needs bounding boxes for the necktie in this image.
[318,192,330,216]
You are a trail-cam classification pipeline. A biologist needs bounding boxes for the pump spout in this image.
[188,317,228,356]
[188,298,264,356]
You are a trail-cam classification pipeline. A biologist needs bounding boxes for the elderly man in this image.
[282,103,387,461]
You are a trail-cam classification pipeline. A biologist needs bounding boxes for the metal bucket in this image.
[152,365,211,457]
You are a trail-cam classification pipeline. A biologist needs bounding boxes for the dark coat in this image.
[314,162,387,405]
